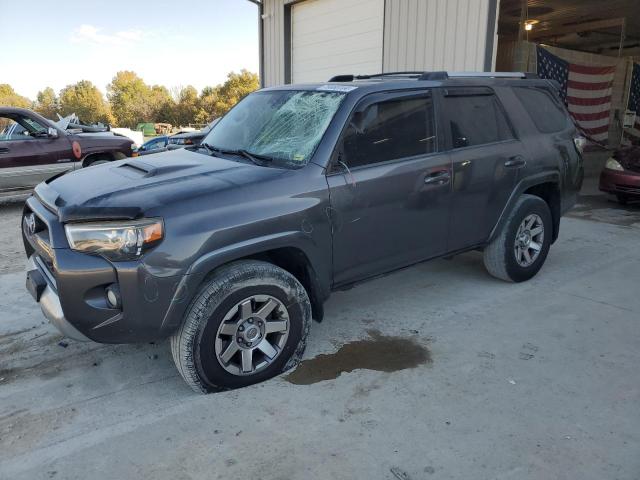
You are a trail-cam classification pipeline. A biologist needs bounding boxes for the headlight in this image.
[605,158,624,172]
[65,218,163,261]
[573,136,587,154]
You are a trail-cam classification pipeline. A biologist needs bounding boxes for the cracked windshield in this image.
[203,90,345,166]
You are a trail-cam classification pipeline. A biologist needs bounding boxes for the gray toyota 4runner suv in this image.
[23,72,584,393]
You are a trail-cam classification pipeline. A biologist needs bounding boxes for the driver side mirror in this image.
[47,127,58,138]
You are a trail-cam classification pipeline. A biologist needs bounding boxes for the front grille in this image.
[23,206,54,268]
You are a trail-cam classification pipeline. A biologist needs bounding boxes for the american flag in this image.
[537,47,616,144]
[623,62,640,145]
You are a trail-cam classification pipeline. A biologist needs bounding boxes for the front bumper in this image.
[599,168,640,197]
[22,196,193,343]
[26,256,90,341]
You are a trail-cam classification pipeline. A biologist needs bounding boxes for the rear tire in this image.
[483,194,553,282]
[171,260,312,393]
[616,194,629,205]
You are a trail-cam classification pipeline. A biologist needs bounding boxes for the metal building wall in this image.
[260,0,497,87]
[261,0,287,87]
[383,0,496,72]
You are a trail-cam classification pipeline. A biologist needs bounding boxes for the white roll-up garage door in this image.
[291,0,385,84]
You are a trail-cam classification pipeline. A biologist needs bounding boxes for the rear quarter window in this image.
[514,87,569,133]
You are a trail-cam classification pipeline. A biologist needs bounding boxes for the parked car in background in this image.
[135,136,169,156]
[22,72,583,393]
[0,107,134,198]
[167,119,219,149]
[599,146,640,204]
[135,121,220,156]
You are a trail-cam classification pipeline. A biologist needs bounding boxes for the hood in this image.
[75,132,134,147]
[37,148,284,222]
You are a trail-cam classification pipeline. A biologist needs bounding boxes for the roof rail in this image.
[328,72,427,82]
[418,71,449,80]
[329,71,538,82]
[446,71,538,79]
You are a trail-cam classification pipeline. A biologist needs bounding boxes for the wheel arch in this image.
[522,182,562,243]
[489,172,561,244]
[160,233,330,333]
[82,151,125,167]
[248,246,327,322]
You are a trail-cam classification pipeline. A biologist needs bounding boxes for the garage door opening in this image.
[495,0,640,151]
[290,0,384,84]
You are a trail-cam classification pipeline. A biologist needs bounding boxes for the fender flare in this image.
[488,171,561,244]
[159,231,328,332]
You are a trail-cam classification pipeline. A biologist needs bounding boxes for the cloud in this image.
[70,24,144,46]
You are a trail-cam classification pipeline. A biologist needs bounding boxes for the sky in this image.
[0,0,259,100]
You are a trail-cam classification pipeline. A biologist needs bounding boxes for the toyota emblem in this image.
[25,214,36,235]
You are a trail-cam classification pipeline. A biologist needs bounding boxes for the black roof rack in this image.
[328,71,539,82]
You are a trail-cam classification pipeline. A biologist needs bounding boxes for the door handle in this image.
[424,170,451,185]
[504,156,526,168]
[0,147,9,154]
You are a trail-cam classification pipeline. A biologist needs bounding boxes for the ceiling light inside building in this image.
[524,19,539,31]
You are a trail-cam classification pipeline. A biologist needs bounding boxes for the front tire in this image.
[171,260,311,393]
[84,155,111,167]
[483,194,553,282]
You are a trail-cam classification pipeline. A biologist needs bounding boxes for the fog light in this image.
[105,284,121,309]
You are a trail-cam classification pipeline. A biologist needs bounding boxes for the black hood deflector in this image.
[35,181,143,223]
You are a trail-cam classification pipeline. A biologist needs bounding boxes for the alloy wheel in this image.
[214,295,290,376]
[514,214,544,267]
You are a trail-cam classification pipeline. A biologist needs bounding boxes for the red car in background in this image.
[0,107,134,199]
[599,146,640,205]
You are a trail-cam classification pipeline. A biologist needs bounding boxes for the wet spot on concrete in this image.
[285,330,431,385]
[568,194,640,227]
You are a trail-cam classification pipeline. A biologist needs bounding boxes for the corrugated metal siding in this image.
[262,0,286,86]
[291,0,384,83]
[383,0,493,72]
[261,0,496,86]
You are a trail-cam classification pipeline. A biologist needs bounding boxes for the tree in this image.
[199,70,260,121]
[0,84,31,108]
[35,87,59,119]
[172,85,200,127]
[108,71,162,128]
[148,85,175,124]
[59,80,114,125]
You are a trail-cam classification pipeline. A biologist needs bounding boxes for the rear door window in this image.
[443,91,514,148]
[514,87,569,133]
[341,94,437,168]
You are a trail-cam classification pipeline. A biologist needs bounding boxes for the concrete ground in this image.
[1,183,639,480]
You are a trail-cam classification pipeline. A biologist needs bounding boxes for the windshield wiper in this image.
[199,142,215,153]
[204,145,275,166]
[236,149,274,166]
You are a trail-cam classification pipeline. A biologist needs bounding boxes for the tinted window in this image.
[341,95,436,168]
[444,93,514,148]
[514,87,568,133]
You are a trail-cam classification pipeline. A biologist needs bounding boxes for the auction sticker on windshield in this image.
[317,85,358,92]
